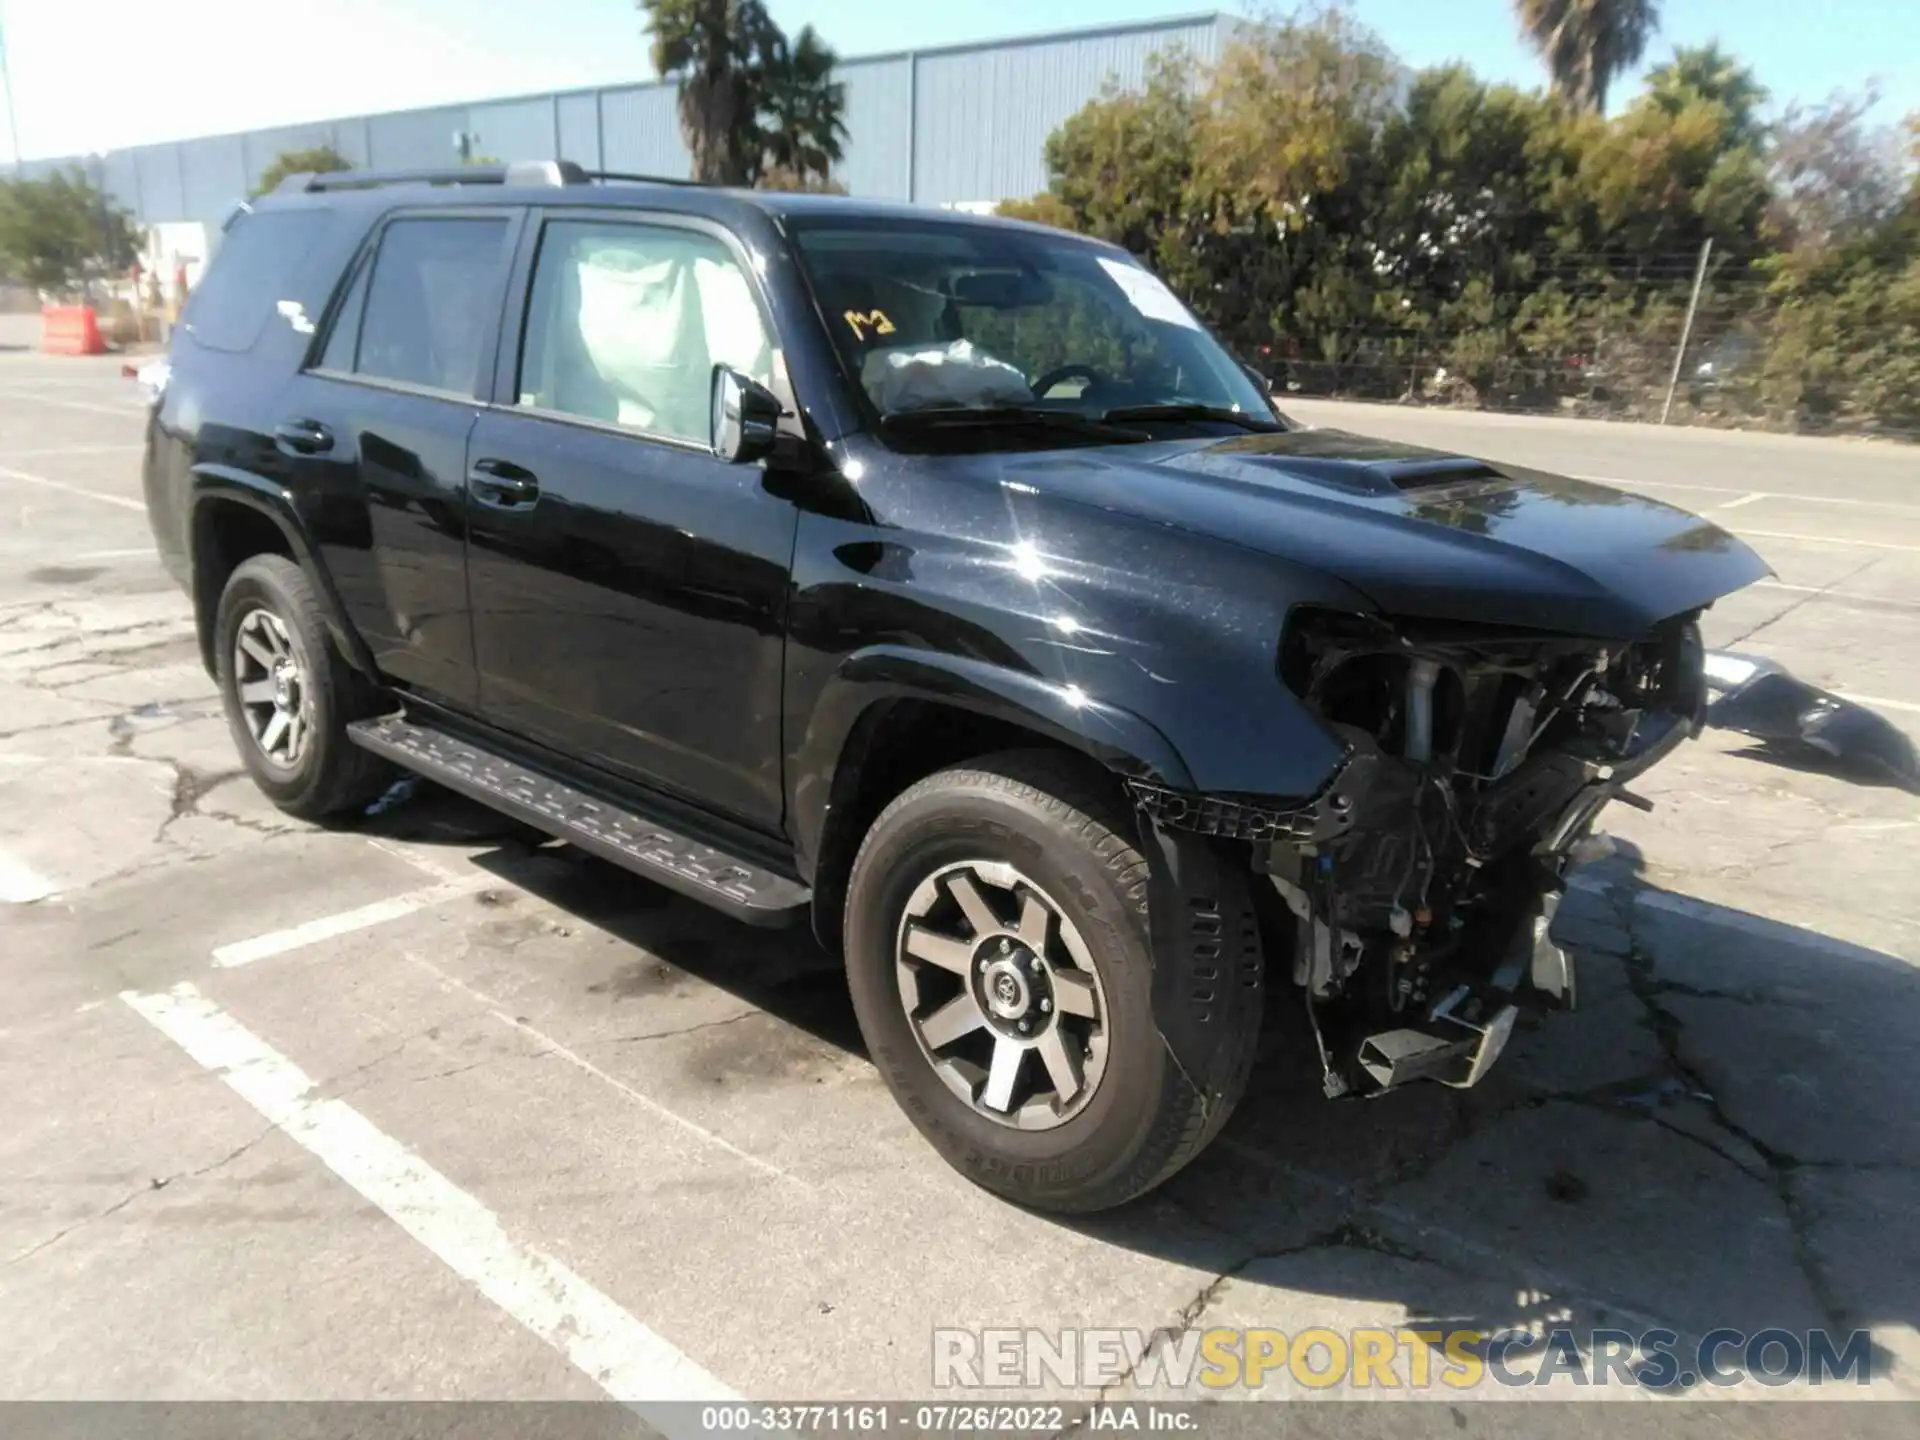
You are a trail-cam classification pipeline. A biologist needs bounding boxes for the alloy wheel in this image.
[894,859,1111,1130]
[232,607,312,770]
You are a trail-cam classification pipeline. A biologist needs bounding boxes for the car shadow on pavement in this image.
[1076,841,1918,1391]
[356,783,867,1057]
[365,785,1915,1391]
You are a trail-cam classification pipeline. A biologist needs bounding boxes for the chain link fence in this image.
[1253,247,1918,442]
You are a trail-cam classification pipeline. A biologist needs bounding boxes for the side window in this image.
[316,255,370,372]
[516,220,773,444]
[181,209,335,353]
[354,217,511,395]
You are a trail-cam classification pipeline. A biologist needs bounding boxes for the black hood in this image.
[996,427,1772,639]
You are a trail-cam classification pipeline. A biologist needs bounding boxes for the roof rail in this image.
[584,169,705,188]
[275,160,703,196]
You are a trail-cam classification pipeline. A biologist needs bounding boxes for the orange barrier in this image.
[41,305,106,356]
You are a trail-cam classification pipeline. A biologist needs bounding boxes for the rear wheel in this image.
[843,749,1262,1212]
[215,554,393,820]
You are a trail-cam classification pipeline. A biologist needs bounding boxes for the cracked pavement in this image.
[2,358,1917,1421]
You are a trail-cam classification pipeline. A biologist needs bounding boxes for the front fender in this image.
[190,465,379,679]
[789,644,1196,871]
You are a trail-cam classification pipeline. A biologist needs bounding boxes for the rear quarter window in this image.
[179,208,336,354]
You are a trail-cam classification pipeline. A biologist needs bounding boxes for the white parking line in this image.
[0,391,144,417]
[14,443,145,458]
[1580,475,1920,517]
[1575,475,1749,495]
[211,877,493,967]
[0,464,144,511]
[1710,492,1768,510]
[1733,528,1920,554]
[0,852,56,903]
[121,982,740,1422]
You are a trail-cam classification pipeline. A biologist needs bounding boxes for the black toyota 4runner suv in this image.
[142,161,1768,1212]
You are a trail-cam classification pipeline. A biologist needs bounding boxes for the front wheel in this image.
[215,554,393,820]
[843,750,1263,1212]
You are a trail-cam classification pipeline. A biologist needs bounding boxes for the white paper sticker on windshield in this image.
[1097,258,1200,329]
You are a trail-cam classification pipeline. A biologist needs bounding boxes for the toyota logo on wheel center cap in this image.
[982,957,1032,1020]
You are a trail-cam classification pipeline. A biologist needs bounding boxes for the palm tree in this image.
[1516,0,1661,114]
[760,25,847,188]
[640,0,844,188]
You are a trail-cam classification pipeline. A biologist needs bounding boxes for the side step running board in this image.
[347,715,811,927]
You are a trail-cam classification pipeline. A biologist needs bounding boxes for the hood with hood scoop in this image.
[997,427,1772,638]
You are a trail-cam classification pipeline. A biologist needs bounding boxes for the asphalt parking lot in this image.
[2,344,1916,1426]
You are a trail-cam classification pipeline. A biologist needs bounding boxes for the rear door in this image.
[277,207,522,711]
[463,208,799,828]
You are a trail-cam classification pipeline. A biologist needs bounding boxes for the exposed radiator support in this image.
[1404,658,1441,763]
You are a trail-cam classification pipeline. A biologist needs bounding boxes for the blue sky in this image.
[4,0,1915,160]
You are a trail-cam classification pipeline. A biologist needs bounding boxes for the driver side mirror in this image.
[710,366,782,465]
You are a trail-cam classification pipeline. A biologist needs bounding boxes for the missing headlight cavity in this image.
[1250,607,1708,1099]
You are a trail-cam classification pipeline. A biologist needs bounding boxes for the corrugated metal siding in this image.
[101,151,144,214]
[911,16,1224,204]
[243,122,344,192]
[32,14,1224,226]
[598,84,687,177]
[834,55,914,200]
[557,92,604,169]
[179,135,249,224]
[337,118,374,169]
[366,104,472,169]
[470,97,559,162]
[135,147,186,220]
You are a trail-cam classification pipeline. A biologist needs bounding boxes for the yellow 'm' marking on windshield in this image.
[844,309,896,341]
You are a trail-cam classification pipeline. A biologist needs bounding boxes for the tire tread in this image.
[848,748,1262,1212]
[216,554,392,819]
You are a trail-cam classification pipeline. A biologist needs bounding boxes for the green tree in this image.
[1516,0,1661,114]
[1769,89,1905,254]
[0,168,140,295]
[1003,3,1919,436]
[639,0,845,188]
[1002,50,1199,265]
[1564,80,1772,263]
[254,145,353,197]
[1644,42,1769,146]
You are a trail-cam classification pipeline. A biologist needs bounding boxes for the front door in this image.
[464,211,798,828]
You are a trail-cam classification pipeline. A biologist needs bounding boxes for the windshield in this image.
[787,217,1275,441]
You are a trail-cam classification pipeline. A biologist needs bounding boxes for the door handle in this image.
[467,458,540,509]
[273,418,333,455]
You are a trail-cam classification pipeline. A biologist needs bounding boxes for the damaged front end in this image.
[1135,607,1708,1100]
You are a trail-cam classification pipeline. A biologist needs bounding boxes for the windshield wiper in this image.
[1097,403,1283,432]
[878,405,1148,444]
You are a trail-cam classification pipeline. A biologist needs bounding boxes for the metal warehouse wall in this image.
[23,12,1229,232]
